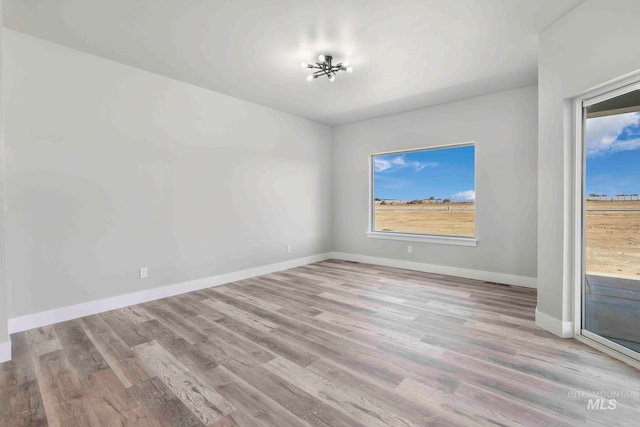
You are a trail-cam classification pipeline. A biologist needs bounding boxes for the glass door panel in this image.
[583,88,640,355]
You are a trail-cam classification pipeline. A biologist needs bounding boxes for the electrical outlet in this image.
[407,245,413,253]
[287,245,292,253]
[139,267,149,279]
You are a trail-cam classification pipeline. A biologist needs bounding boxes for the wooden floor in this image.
[1,260,639,426]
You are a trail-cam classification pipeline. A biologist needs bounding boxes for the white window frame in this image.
[367,142,478,247]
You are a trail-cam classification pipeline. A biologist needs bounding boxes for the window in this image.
[369,143,476,245]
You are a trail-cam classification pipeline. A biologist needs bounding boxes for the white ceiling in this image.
[3,0,583,126]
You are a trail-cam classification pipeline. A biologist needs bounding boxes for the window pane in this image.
[585,109,640,278]
[584,95,640,354]
[372,145,475,237]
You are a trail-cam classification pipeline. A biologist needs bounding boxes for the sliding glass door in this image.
[581,84,640,359]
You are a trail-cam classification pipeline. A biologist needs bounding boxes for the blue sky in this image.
[586,111,640,197]
[373,145,475,200]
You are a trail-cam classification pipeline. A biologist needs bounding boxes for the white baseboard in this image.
[0,340,11,363]
[330,252,537,288]
[8,252,332,335]
[535,307,574,338]
[5,250,538,363]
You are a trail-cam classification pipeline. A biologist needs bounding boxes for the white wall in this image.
[332,86,538,283]
[537,0,640,331]
[4,30,332,318]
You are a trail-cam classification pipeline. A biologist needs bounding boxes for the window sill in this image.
[366,231,477,247]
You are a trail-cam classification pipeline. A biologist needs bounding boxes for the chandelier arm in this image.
[313,68,338,76]
[313,66,342,75]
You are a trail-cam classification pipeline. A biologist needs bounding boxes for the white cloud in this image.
[374,158,391,172]
[609,138,640,154]
[453,190,475,201]
[586,112,640,157]
[414,161,439,171]
[375,155,438,172]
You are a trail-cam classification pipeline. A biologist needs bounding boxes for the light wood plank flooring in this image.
[1,260,639,426]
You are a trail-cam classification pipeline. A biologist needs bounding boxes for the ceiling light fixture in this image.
[300,55,353,82]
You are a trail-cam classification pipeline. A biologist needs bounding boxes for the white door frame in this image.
[572,75,640,369]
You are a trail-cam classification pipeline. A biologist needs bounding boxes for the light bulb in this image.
[328,75,336,82]
[342,61,350,67]
[346,66,353,73]
[307,75,314,82]
[318,54,325,62]
[300,62,308,69]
